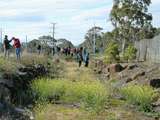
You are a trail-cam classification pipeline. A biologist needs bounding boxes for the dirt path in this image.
[63,61,95,82]
[35,60,155,120]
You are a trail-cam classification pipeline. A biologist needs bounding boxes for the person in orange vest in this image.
[13,37,21,60]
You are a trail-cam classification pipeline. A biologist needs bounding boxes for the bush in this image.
[123,44,137,61]
[31,79,108,112]
[104,41,119,63]
[120,84,156,112]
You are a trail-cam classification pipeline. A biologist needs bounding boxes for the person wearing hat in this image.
[3,35,12,59]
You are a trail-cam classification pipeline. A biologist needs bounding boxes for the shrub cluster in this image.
[31,79,108,112]
[104,41,119,63]
[123,44,137,61]
[120,84,156,112]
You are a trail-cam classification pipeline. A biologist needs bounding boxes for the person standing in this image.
[37,44,42,55]
[85,53,90,67]
[3,35,12,59]
[77,47,83,67]
[13,38,21,60]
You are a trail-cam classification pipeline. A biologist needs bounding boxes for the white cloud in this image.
[0,0,159,45]
[71,6,111,22]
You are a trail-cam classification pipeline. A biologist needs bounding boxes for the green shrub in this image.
[104,41,119,63]
[31,79,108,112]
[123,44,137,61]
[120,84,156,112]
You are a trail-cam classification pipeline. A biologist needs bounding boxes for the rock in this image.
[152,99,160,113]
[95,60,104,68]
[55,59,60,63]
[98,70,102,74]
[0,84,11,104]
[150,79,160,88]
[0,102,4,112]
[127,64,138,70]
[132,71,145,80]
[102,67,109,74]
[109,64,124,74]
[126,78,133,83]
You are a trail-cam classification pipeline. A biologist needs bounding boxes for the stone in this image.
[132,71,145,80]
[55,59,60,63]
[109,64,124,74]
[127,64,138,70]
[150,79,160,88]
[126,78,133,83]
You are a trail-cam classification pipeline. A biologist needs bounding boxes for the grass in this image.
[31,78,108,112]
[120,84,157,112]
[0,57,19,74]
[20,52,49,66]
[33,104,98,120]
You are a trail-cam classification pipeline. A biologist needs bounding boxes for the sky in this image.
[0,0,160,45]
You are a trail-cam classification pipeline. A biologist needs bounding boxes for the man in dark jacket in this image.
[3,35,12,59]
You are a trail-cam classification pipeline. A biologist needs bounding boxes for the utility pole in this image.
[93,24,96,54]
[51,23,56,46]
[25,35,28,51]
[0,28,2,44]
[0,28,3,52]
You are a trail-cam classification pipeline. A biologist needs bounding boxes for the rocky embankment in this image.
[0,64,48,120]
[94,60,160,113]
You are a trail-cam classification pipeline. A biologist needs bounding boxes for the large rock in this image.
[109,64,124,74]
[150,79,160,88]
[0,83,11,104]
[131,70,145,80]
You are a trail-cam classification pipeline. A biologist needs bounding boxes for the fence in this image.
[135,35,160,63]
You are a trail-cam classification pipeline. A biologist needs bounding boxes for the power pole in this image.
[0,28,3,51]
[93,24,96,54]
[0,28,2,44]
[25,35,28,51]
[51,23,56,46]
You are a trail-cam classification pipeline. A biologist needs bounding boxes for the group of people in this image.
[58,47,90,67]
[3,35,21,60]
[35,43,91,68]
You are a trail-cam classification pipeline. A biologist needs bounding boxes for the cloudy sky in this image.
[0,0,160,45]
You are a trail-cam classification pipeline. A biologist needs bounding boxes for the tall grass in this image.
[0,58,18,73]
[31,78,108,112]
[120,84,156,112]
[20,53,48,66]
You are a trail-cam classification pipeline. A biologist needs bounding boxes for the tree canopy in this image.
[110,0,153,52]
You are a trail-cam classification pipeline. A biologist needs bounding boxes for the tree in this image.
[110,0,152,53]
[81,26,103,53]
[39,35,57,47]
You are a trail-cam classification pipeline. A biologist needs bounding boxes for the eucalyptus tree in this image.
[110,0,152,52]
[81,26,103,53]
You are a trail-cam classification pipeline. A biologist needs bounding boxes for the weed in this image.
[120,84,156,112]
[0,58,18,74]
[31,79,108,112]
